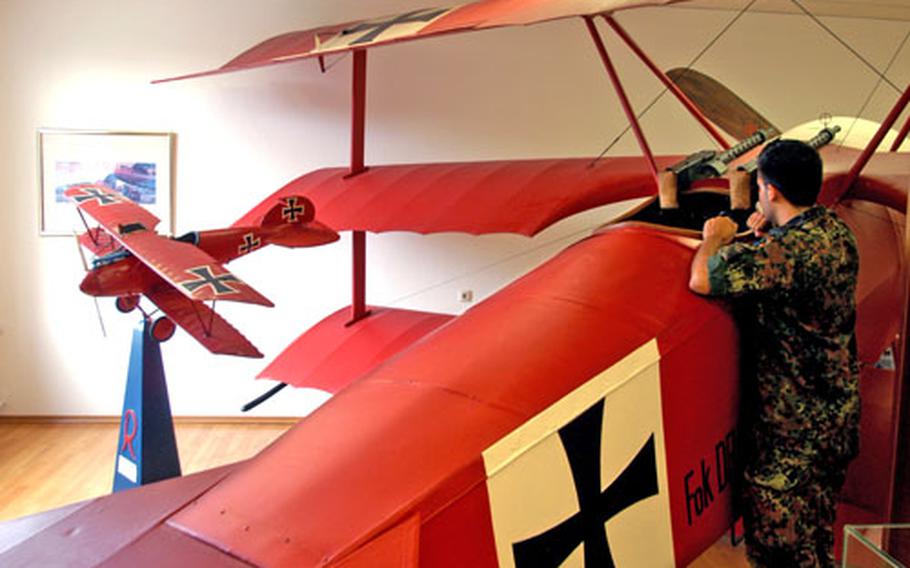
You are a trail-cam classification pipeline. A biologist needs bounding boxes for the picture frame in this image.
[38,129,175,236]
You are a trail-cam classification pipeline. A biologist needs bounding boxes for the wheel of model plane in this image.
[115,295,140,313]
[149,317,176,342]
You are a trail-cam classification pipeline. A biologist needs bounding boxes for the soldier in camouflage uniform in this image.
[689,139,859,567]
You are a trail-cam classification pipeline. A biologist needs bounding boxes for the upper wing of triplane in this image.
[155,0,684,83]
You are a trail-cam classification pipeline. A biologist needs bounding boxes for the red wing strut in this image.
[77,228,118,257]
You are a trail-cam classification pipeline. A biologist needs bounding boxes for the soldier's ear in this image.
[765,183,781,203]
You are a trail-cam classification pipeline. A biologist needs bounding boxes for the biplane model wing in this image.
[66,183,161,233]
[107,230,273,307]
[66,183,272,307]
[145,284,264,358]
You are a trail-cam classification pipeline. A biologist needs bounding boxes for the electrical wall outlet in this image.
[459,290,474,303]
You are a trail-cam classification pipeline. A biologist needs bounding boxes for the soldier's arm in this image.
[700,235,794,297]
[690,216,738,295]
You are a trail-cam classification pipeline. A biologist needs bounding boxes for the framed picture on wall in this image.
[38,129,175,236]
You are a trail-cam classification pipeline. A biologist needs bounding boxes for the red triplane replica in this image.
[2,1,909,566]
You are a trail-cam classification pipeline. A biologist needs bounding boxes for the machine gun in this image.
[658,128,774,217]
[736,124,841,177]
[668,128,776,192]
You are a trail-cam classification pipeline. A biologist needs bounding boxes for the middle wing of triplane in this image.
[235,157,681,236]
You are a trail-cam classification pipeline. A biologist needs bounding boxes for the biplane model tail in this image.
[66,184,339,357]
[253,194,339,248]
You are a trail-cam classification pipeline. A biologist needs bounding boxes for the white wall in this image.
[0,0,907,417]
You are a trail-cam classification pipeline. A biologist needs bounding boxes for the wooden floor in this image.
[0,420,748,567]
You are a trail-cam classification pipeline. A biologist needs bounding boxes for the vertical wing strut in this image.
[584,15,659,188]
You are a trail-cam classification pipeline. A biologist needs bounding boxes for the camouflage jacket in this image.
[707,206,860,488]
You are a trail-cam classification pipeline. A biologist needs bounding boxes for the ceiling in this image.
[676,0,910,21]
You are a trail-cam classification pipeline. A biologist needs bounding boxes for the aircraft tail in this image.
[261,195,315,226]
[260,195,340,248]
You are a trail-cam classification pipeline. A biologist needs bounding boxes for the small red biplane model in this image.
[66,183,339,357]
[2,1,909,566]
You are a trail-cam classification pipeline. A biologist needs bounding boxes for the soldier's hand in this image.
[702,216,738,245]
[747,210,770,237]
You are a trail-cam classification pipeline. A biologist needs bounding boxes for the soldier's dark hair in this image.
[757,139,823,207]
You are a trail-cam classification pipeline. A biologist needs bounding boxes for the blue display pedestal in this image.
[112,318,181,492]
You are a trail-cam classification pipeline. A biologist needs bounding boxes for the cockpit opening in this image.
[118,222,148,235]
[92,248,132,269]
[624,189,755,233]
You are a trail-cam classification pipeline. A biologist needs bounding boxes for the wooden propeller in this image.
[666,67,781,140]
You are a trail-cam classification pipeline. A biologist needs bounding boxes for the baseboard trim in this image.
[0,415,300,426]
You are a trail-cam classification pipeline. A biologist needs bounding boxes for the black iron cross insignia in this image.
[73,186,121,205]
[181,266,240,295]
[512,399,658,568]
[238,233,261,255]
[340,8,448,46]
[282,197,305,223]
